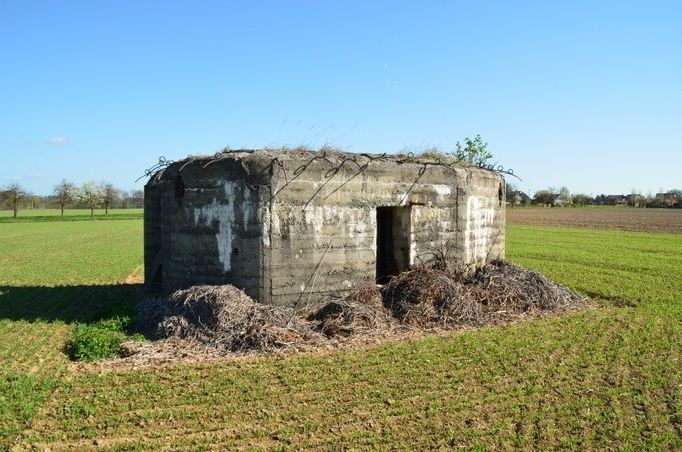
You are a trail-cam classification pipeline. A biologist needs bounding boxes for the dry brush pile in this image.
[131,261,588,359]
[137,285,317,354]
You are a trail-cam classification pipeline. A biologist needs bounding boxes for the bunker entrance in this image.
[376,206,411,284]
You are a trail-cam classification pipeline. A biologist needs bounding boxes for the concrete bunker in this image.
[144,149,506,307]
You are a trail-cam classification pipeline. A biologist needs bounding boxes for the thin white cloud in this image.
[48,136,69,145]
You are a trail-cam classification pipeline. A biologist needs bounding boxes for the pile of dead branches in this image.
[132,261,588,360]
[157,285,318,353]
[307,283,393,337]
[382,261,586,327]
[469,260,587,320]
[382,266,484,327]
[135,296,170,338]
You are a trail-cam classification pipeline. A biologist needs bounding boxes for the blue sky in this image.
[1,1,680,196]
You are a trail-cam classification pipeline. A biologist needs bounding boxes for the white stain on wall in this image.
[302,206,374,246]
[464,195,496,265]
[242,187,252,231]
[432,184,452,197]
[261,206,271,247]
[193,181,237,273]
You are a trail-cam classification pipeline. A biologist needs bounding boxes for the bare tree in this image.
[505,182,518,208]
[1,183,30,218]
[80,181,104,219]
[131,190,144,209]
[53,179,78,216]
[101,183,119,215]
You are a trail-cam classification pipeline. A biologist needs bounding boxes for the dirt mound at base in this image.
[157,285,317,353]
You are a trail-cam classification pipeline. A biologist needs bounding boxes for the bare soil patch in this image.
[507,207,682,233]
[122,267,144,284]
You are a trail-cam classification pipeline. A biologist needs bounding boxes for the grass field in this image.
[1,214,680,449]
[0,208,143,223]
[0,219,143,448]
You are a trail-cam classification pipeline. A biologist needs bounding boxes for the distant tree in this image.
[671,189,682,208]
[80,181,104,218]
[522,192,531,207]
[505,182,517,207]
[573,193,593,207]
[533,189,557,206]
[643,190,658,208]
[101,183,119,215]
[627,189,644,208]
[131,190,144,209]
[53,179,78,216]
[118,189,129,209]
[593,194,606,205]
[453,134,493,165]
[1,183,30,218]
[28,195,40,209]
[558,186,573,205]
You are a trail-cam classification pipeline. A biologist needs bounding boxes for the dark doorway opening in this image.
[376,206,411,284]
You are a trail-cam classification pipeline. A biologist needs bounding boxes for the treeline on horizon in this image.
[507,184,682,208]
[0,180,143,218]
[2,180,681,219]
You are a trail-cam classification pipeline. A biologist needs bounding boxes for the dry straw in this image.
[154,285,318,353]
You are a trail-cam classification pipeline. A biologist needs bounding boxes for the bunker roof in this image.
[146,147,509,186]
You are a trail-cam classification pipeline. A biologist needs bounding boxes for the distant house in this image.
[656,192,679,208]
[508,191,530,207]
[603,195,628,206]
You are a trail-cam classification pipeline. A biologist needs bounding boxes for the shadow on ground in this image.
[0,284,144,324]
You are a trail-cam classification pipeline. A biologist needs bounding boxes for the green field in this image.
[0,218,680,449]
[0,208,143,223]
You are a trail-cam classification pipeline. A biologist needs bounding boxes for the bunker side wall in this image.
[457,169,506,266]
[144,164,264,299]
[144,181,165,290]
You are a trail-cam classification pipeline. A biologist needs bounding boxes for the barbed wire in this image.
[136,151,520,200]
[135,156,174,183]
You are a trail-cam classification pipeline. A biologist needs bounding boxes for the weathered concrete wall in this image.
[145,150,506,307]
[457,168,506,266]
[144,159,266,299]
[262,159,470,306]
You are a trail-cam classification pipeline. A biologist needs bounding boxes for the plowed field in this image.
[507,207,682,233]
